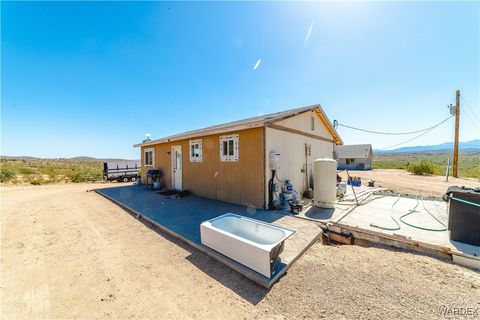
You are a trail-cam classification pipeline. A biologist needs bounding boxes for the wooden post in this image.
[453,90,460,178]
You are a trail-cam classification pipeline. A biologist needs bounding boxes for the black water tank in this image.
[443,186,480,246]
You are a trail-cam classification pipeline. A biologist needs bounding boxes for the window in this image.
[346,158,356,165]
[145,149,154,166]
[311,116,315,131]
[220,134,239,162]
[189,139,202,162]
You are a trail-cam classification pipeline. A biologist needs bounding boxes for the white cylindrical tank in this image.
[314,158,337,208]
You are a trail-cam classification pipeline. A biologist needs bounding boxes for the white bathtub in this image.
[200,213,295,278]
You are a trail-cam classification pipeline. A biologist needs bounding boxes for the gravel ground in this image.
[339,169,479,197]
[1,183,479,319]
[266,245,479,319]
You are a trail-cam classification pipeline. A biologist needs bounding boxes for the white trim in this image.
[171,145,182,190]
[189,139,203,162]
[220,134,239,162]
[144,148,155,167]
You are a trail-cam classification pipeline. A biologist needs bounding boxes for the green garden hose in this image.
[370,193,401,231]
[398,195,447,232]
[449,196,480,208]
[370,194,447,232]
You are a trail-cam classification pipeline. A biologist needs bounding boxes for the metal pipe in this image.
[345,170,359,205]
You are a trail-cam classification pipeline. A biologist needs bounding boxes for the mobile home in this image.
[336,144,373,170]
[134,105,342,209]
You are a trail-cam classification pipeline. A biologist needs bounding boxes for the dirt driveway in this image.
[1,183,479,319]
[339,169,479,197]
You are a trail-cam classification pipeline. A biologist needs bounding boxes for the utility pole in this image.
[453,90,460,178]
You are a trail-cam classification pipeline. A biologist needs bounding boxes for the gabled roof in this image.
[336,144,372,159]
[135,104,342,147]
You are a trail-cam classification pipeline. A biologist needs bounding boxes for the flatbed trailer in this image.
[103,160,140,182]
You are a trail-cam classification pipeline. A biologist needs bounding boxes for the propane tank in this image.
[272,181,280,193]
[314,158,337,208]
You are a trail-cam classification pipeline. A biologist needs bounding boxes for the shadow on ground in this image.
[303,206,336,220]
[129,210,269,304]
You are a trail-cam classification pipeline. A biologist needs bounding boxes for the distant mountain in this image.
[1,155,138,162]
[67,156,136,162]
[374,139,480,154]
[0,155,42,160]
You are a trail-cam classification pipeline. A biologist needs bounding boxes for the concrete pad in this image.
[335,195,480,269]
[298,205,350,222]
[95,185,322,288]
[295,185,378,223]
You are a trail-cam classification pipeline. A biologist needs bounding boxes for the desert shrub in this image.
[30,177,46,185]
[407,161,437,175]
[17,167,36,174]
[462,166,480,179]
[68,167,103,183]
[0,167,16,182]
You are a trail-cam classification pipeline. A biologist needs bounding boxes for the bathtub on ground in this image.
[200,213,295,278]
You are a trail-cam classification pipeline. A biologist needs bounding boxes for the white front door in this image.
[171,146,182,190]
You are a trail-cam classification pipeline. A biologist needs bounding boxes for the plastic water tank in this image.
[314,158,337,208]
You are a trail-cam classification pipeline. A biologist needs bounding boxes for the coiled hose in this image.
[399,195,447,232]
[370,194,447,232]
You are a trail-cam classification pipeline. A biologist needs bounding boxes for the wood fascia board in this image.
[313,107,343,145]
[266,123,335,143]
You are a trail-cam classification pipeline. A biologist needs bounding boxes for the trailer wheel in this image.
[130,177,137,182]
[122,177,129,183]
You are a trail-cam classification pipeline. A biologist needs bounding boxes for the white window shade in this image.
[189,139,202,162]
[220,134,239,162]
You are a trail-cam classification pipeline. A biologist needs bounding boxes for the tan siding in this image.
[141,128,265,208]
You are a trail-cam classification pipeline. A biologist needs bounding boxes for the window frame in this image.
[144,148,155,167]
[219,134,239,162]
[189,139,203,162]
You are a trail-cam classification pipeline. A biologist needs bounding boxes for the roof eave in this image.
[313,106,343,145]
[134,120,265,148]
[133,104,343,147]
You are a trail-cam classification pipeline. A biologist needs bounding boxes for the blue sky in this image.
[2,1,479,159]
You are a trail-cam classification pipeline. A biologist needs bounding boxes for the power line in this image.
[377,115,453,150]
[462,107,480,129]
[460,96,479,120]
[334,115,454,135]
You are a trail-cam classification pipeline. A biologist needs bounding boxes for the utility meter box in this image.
[269,151,280,171]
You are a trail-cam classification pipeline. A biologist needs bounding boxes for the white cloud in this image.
[303,20,314,48]
[253,59,261,71]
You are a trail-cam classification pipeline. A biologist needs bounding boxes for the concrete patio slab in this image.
[336,196,479,256]
[292,182,479,270]
[299,191,480,270]
[95,185,322,288]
